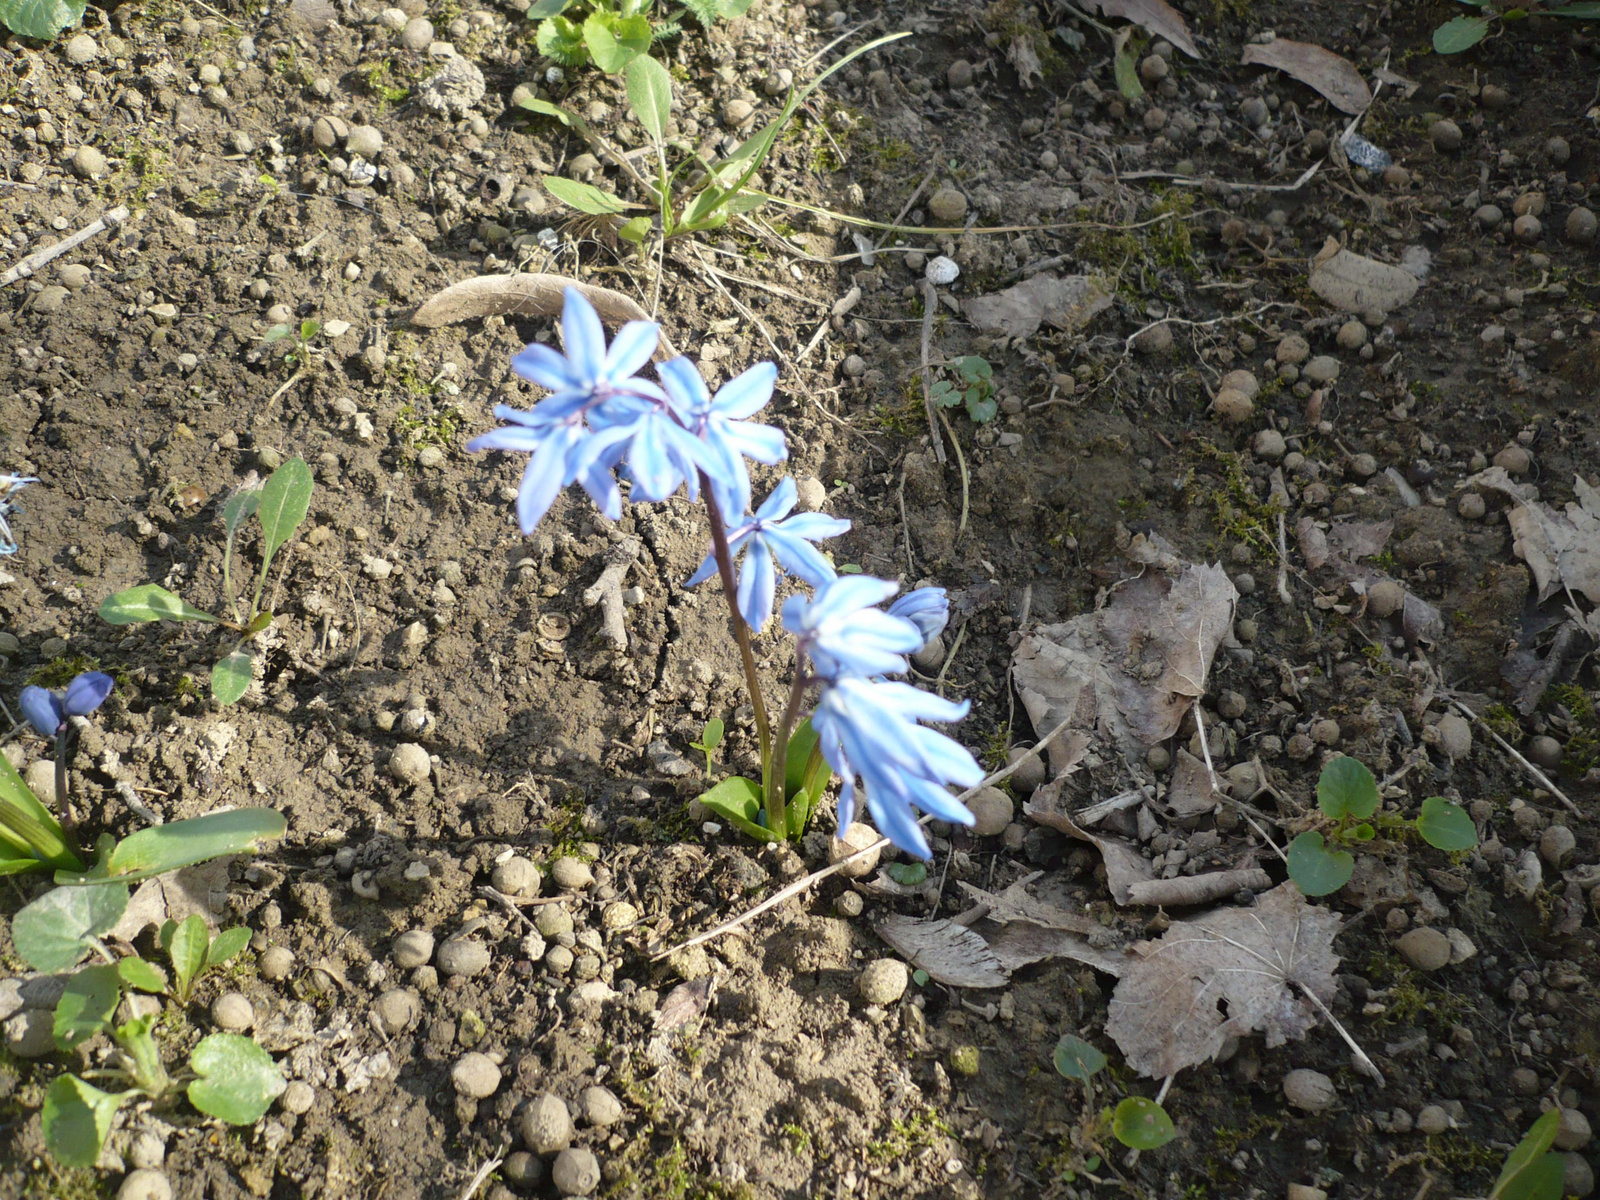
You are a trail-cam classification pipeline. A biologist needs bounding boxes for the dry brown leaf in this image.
[875,915,1009,988]
[655,977,714,1032]
[981,920,1131,977]
[1013,563,1237,760]
[1008,34,1043,89]
[1468,468,1600,604]
[1024,783,1154,905]
[958,876,1099,934]
[1241,39,1371,114]
[1308,243,1422,313]
[1167,747,1219,816]
[1105,883,1341,1078]
[109,859,232,943]
[412,272,679,357]
[1078,0,1199,57]
[962,274,1113,340]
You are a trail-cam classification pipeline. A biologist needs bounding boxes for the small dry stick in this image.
[456,1146,508,1200]
[919,279,945,462]
[583,538,640,651]
[1296,980,1384,1084]
[1,205,129,288]
[651,713,1081,961]
[1275,511,1293,605]
[1450,699,1580,815]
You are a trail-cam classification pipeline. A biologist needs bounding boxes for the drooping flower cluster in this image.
[469,288,982,859]
[784,578,980,859]
[21,672,114,738]
[0,474,38,556]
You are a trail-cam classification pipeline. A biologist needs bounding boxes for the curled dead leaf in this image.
[1077,0,1199,58]
[875,915,1009,988]
[1240,39,1371,115]
[412,272,679,357]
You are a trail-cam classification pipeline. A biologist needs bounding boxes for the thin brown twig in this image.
[1449,699,1580,815]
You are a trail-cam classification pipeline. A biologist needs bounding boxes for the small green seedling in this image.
[1434,0,1600,55]
[98,456,315,704]
[525,32,908,247]
[1051,1034,1176,1153]
[689,717,724,777]
[929,355,997,424]
[25,900,286,1167]
[531,0,754,75]
[162,914,252,1004]
[263,318,323,371]
[693,716,833,845]
[1287,758,1478,896]
[1489,1108,1567,1200]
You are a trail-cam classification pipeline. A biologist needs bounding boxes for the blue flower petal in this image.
[19,686,63,738]
[711,362,777,420]
[604,320,660,382]
[754,477,797,522]
[560,288,608,384]
[737,539,777,631]
[63,672,114,717]
[510,342,578,391]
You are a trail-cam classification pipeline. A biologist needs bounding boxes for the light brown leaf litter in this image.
[1007,34,1043,90]
[1012,558,1237,766]
[956,876,1132,978]
[1240,39,1371,114]
[1308,239,1423,313]
[1467,468,1600,604]
[1077,0,1199,57]
[1104,883,1341,1079]
[962,274,1113,340]
[874,915,1009,988]
[412,272,679,357]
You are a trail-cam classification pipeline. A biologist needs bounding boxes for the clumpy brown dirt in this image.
[2,0,1599,1197]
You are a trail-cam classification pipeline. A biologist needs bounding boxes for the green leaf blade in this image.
[1433,15,1491,52]
[1286,831,1354,897]
[222,488,261,538]
[87,808,287,885]
[625,55,673,142]
[99,583,220,625]
[54,964,122,1050]
[255,456,314,572]
[1053,1034,1107,1082]
[543,175,631,215]
[42,1076,125,1168]
[212,648,254,705]
[1113,47,1145,101]
[583,11,649,73]
[696,776,770,842]
[188,1033,287,1124]
[13,883,130,972]
[206,926,252,969]
[117,956,169,993]
[1417,797,1477,851]
[1492,1109,1565,1200]
[1316,756,1379,819]
[0,0,87,40]
[168,915,209,1000]
[1112,1097,1176,1150]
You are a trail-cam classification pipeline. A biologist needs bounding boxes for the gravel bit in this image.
[550,856,595,890]
[373,987,421,1035]
[965,787,1014,837]
[579,1084,624,1127]
[417,56,486,116]
[1253,430,1286,460]
[535,904,575,938]
[835,891,864,917]
[388,743,431,785]
[491,855,541,897]
[600,901,638,931]
[1432,713,1472,760]
[259,946,295,981]
[1396,926,1452,972]
[452,1051,502,1099]
[829,822,882,878]
[1283,1069,1336,1112]
[1005,746,1047,793]
[859,958,910,1005]
[1540,824,1577,867]
[65,33,98,63]
[1220,368,1260,398]
[1309,719,1341,747]
[928,186,967,224]
[1415,1105,1452,1135]
[71,145,108,179]
[210,992,253,1032]
[436,937,491,977]
[520,1092,575,1154]
[1527,735,1563,769]
[1133,323,1174,355]
[117,1170,173,1200]
[1212,388,1254,423]
[1556,1107,1593,1152]
[1458,492,1487,520]
[392,929,435,969]
[1566,208,1597,244]
[552,1148,601,1196]
[1276,334,1311,365]
[281,1080,315,1114]
[950,1045,980,1077]
[400,16,433,49]
[1430,119,1463,152]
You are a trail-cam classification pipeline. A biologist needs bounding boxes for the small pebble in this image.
[491,855,541,898]
[859,959,909,1005]
[1133,323,1174,355]
[1254,430,1286,460]
[373,987,421,1035]
[1220,369,1260,398]
[830,821,882,878]
[259,946,294,981]
[1212,388,1254,423]
[1309,719,1341,747]
[1474,204,1504,232]
[1416,1105,1452,1135]
[520,1092,574,1154]
[401,16,433,50]
[1512,1067,1541,1095]
[1397,926,1452,972]
[71,145,108,179]
[946,60,973,88]
[928,187,967,224]
[1563,1153,1593,1198]
[281,1080,315,1114]
[949,1045,981,1077]
[210,992,253,1032]
[1283,1069,1337,1112]
[452,1052,502,1099]
[794,476,828,512]
[1514,214,1543,244]
[835,891,864,917]
[1367,580,1405,618]
[965,787,1013,837]
[1336,320,1367,350]
[388,743,431,785]
[1540,824,1576,867]
[1481,83,1511,109]
[1005,746,1047,793]
[1458,493,1486,521]
[1434,713,1472,759]
[65,33,99,64]
[1566,208,1597,244]
[1527,735,1563,769]
[1430,119,1463,152]
[579,1085,624,1127]
[600,901,638,931]
[1303,356,1339,384]
[436,937,491,977]
[1556,1108,1593,1152]
[117,1170,173,1200]
[1276,334,1311,365]
[550,856,595,890]
[552,1148,600,1196]
[392,929,435,969]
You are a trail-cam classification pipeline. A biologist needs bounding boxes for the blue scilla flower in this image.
[20,671,115,738]
[508,290,663,413]
[812,676,981,858]
[658,357,788,519]
[686,478,850,631]
[887,586,949,645]
[780,575,924,680]
[0,474,38,555]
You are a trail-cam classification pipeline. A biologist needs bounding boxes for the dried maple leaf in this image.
[1468,468,1600,604]
[1104,883,1341,1078]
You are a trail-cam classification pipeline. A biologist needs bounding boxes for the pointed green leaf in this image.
[701,718,725,752]
[1286,831,1354,897]
[42,1076,127,1168]
[696,776,770,842]
[0,0,88,40]
[188,1033,287,1124]
[256,456,313,574]
[724,191,767,216]
[1112,1097,1176,1150]
[516,96,585,130]
[207,926,252,969]
[1316,756,1379,819]
[1433,15,1491,52]
[526,0,572,16]
[1053,1034,1107,1082]
[168,914,209,1000]
[211,648,253,705]
[716,0,755,13]
[1417,796,1477,851]
[543,175,631,215]
[1492,1109,1564,1199]
[79,807,287,885]
[625,54,673,141]
[1113,47,1145,100]
[535,15,588,67]
[222,488,261,538]
[117,956,169,993]
[0,750,80,870]
[54,964,122,1050]
[618,216,653,244]
[99,583,220,625]
[12,883,129,973]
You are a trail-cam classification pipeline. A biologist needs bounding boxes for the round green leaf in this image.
[1053,1035,1107,1082]
[98,583,219,625]
[187,1033,286,1125]
[212,648,254,704]
[42,1076,126,1168]
[54,964,122,1050]
[1112,1097,1176,1150]
[12,883,130,973]
[1316,756,1379,820]
[1286,831,1354,897]
[1417,797,1477,852]
[885,862,928,886]
[1433,14,1491,52]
